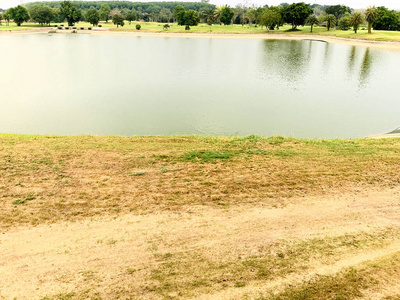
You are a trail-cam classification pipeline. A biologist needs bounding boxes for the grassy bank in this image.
[2,21,400,42]
[1,134,400,228]
[2,134,400,299]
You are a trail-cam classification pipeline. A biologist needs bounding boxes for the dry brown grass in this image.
[1,134,400,228]
[1,133,400,299]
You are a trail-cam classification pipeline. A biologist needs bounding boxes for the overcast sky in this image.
[0,0,399,10]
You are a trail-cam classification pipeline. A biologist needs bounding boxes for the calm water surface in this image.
[0,34,399,138]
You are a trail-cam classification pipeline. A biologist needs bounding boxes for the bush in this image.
[136,24,141,30]
[338,16,351,30]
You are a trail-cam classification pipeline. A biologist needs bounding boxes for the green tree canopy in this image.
[125,12,136,24]
[219,5,234,25]
[183,9,200,26]
[372,6,400,31]
[282,2,313,29]
[60,1,82,26]
[200,7,214,25]
[4,9,12,25]
[349,11,364,33]
[338,14,351,30]
[85,8,99,26]
[112,14,124,27]
[306,14,319,32]
[174,6,199,27]
[320,13,336,31]
[173,5,185,24]
[325,5,351,25]
[30,5,55,25]
[9,5,30,26]
[99,3,111,22]
[365,6,378,34]
[259,9,281,31]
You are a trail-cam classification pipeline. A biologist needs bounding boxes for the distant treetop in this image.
[25,1,215,14]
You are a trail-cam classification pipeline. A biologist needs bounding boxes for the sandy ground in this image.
[2,27,400,51]
[1,186,400,299]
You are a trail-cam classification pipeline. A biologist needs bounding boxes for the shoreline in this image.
[2,27,400,50]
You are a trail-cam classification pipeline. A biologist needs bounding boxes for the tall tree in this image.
[306,14,319,33]
[112,14,124,28]
[4,9,12,26]
[282,2,313,30]
[372,6,400,31]
[59,1,81,26]
[325,5,351,26]
[85,8,99,26]
[213,6,222,23]
[30,5,55,26]
[349,11,364,33]
[246,8,256,25]
[260,9,281,31]
[99,4,111,23]
[365,6,377,34]
[200,7,214,25]
[320,13,336,31]
[125,12,136,25]
[9,6,30,26]
[173,5,185,24]
[183,9,200,27]
[220,5,234,25]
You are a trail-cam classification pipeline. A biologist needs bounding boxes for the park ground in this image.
[1,134,400,299]
[3,21,400,43]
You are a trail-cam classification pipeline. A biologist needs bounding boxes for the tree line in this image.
[0,1,399,33]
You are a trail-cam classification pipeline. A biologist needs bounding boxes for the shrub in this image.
[136,24,141,30]
[338,16,351,30]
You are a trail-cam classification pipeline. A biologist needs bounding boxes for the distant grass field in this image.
[2,20,400,42]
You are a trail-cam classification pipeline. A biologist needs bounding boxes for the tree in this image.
[158,8,172,23]
[365,6,377,34]
[260,9,281,32]
[282,2,313,30]
[0,13,2,25]
[220,5,234,25]
[59,1,81,26]
[338,14,351,30]
[173,5,185,24]
[85,8,99,26]
[246,8,257,25]
[174,7,199,28]
[125,12,136,25]
[4,9,12,26]
[10,6,30,26]
[306,14,319,33]
[234,4,247,26]
[183,9,200,27]
[110,8,121,20]
[349,11,364,33]
[373,7,400,31]
[99,4,111,23]
[325,5,351,26]
[30,5,55,26]
[213,6,222,23]
[112,14,124,28]
[200,7,214,25]
[320,13,336,31]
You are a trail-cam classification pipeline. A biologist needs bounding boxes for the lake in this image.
[0,33,399,138]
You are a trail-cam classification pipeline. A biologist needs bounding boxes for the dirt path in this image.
[1,187,400,299]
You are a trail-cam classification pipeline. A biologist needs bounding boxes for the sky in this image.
[0,0,399,10]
